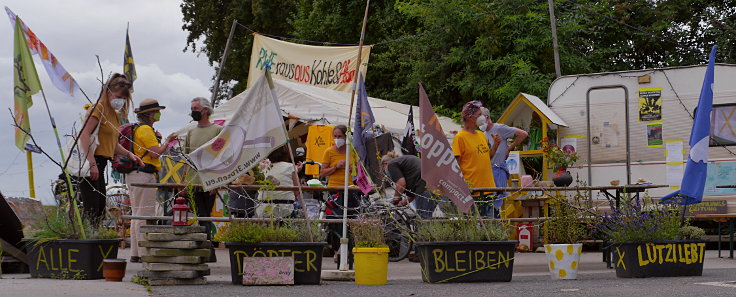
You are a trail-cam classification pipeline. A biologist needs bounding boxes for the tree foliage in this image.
[181,0,736,115]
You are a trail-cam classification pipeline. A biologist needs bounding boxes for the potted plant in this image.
[24,209,121,280]
[544,192,592,280]
[414,217,515,283]
[350,218,389,285]
[540,138,578,187]
[217,221,325,285]
[596,197,707,278]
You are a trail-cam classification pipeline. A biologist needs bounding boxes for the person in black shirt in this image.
[382,152,437,219]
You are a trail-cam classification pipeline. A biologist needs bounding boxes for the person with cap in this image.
[126,98,177,263]
[452,100,501,218]
[183,97,223,262]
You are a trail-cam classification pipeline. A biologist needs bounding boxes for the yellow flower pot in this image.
[352,246,390,285]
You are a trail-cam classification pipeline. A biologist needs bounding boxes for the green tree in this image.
[181,0,297,103]
[181,0,736,115]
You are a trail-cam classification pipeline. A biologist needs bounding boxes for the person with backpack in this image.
[124,98,176,263]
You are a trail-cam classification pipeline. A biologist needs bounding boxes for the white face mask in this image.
[476,115,487,129]
[479,124,488,131]
[334,139,346,148]
[110,98,126,111]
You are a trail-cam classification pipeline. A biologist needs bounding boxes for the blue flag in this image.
[352,74,375,165]
[661,45,716,205]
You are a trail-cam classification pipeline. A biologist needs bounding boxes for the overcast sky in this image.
[1,1,216,204]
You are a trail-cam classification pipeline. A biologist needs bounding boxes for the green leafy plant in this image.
[349,218,386,248]
[50,269,86,280]
[216,221,321,243]
[547,201,592,244]
[24,209,119,246]
[546,183,596,244]
[416,217,509,242]
[132,275,152,292]
[679,225,706,240]
[540,137,578,169]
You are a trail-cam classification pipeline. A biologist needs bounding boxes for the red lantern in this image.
[172,197,190,226]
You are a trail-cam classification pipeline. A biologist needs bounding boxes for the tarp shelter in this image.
[175,78,461,137]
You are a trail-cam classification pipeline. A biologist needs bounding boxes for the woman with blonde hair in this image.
[78,73,143,224]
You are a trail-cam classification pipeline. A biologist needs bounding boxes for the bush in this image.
[216,221,321,243]
[547,201,591,244]
[416,218,509,242]
[350,218,386,248]
[24,209,118,245]
[596,197,682,242]
[679,226,706,240]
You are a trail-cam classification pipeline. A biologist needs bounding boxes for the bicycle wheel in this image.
[384,216,411,262]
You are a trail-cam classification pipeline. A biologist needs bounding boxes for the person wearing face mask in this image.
[478,107,528,216]
[182,97,222,262]
[125,98,177,263]
[319,124,359,263]
[452,100,501,218]
[78,73,143,224]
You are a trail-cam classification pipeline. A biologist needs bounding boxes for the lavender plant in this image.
[596,196,682,242]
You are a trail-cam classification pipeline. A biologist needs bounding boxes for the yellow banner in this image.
[247,34,371,92]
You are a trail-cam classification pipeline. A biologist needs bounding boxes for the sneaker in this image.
[130,256,141,263]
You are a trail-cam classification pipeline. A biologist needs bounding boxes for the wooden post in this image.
[211,19,239,106]
[340,0,371,271]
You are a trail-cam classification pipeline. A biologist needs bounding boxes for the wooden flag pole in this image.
[340,0,371,272]
[211,19,239,107]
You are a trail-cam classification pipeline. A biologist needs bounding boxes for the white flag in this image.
[188,74,288,190]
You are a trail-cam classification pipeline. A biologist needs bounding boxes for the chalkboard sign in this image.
[612,240,706,278]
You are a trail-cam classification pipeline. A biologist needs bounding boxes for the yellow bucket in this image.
[352,246,390,285]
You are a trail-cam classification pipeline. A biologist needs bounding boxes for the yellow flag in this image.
[13,17,42,151]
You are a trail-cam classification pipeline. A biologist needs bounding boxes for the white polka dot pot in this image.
[544,243,583,280]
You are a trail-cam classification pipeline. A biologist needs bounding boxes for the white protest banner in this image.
[189,73,288,190]
[418,84,474,214]
[247,34,371,92]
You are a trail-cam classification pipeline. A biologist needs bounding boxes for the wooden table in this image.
[695,213,736,259]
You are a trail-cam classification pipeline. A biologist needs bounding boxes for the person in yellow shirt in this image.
[319,125,359,264]
[452,100,500,218]
[126,98,176,263]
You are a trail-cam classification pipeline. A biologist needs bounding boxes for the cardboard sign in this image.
[242,257,294,285]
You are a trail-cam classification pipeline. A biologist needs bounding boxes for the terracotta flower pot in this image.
[102,259,127,282]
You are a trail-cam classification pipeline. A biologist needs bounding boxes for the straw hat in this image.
[134,98,166,114]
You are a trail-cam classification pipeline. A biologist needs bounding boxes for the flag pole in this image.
[26,150,35,198]
[211,19,239,107]
[39,88,86,239]
[340,0,371,271]
[265,69,315,241]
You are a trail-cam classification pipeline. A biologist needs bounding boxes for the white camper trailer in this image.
[547,64,736,212]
